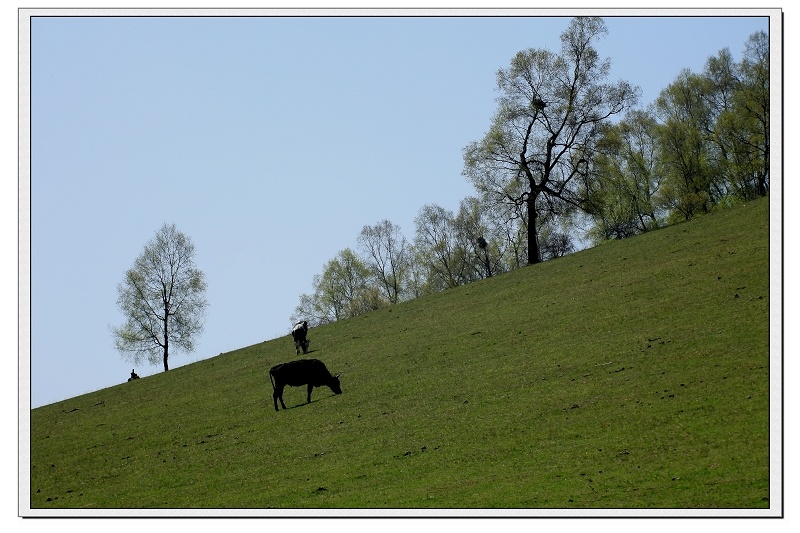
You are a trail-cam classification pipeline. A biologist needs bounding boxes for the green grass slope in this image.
[29,198,771,511]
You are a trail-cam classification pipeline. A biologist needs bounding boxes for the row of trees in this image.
[293,17,769,326]
[581,29,769,241]
[110,18,769,372]
[290,203,574,326]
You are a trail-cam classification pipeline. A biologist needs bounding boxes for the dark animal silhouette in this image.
[291,320,310,355]
[269,359,341,411]
[128,369,140,382]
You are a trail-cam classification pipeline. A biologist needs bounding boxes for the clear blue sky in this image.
[23,9,774,408]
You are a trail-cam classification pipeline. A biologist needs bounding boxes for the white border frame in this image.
[18,6,784,519]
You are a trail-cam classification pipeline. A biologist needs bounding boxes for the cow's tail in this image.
[268,368,276,391]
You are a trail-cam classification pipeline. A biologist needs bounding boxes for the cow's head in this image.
[329,374,342,395]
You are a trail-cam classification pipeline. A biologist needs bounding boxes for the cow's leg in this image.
[273,384,287,411]
[295,340,301,355]
[306,384,314,403]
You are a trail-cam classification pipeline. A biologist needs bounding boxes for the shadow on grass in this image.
[268,393,338,411]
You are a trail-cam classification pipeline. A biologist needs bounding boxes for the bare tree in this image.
[112,223,208,372]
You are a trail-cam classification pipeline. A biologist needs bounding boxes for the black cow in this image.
[269,358,342,411]
[128,369,140,382]
[291,320,310,355]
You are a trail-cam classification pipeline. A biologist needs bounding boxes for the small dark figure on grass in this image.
[291,320,310,355]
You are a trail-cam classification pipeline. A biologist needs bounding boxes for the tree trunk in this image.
[163,308,170,372]
[527,194,541,265]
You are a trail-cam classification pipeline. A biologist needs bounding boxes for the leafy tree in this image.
[404,243,432,300]
[413,203,471,292]
[538,221,576,260]
[358,219,410,304]
[653,69,719,221]
[481,193,528,271]
[649,31,769,222]
[292,248,383,325]
[739,30,770,197]
[697,46,756,205]
[112,223,208,372]
[581,109,664,242]
[411,199,515,291]
[454,196,508,279]
[463,17,639,264]
[290,290,331,328]
[325,248,383,318]
[715,31,770,200]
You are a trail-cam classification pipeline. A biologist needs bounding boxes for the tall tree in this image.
[454,196,508,280]
[322,248,381,318]
[358,219,410,304]
[413,203,471,291]
[404,243,432,300]
[112,223,208,372]
[724,30,770,199]
[697,48,739,201]
[653,69,719,221]
[581,109,664,242]
[740,30,770,197]
[481,192,528,271]
[463,17,638,264]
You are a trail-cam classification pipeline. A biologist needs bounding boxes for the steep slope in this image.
[29,198,772,511]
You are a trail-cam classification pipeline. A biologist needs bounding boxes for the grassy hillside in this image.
[29,198,772,512]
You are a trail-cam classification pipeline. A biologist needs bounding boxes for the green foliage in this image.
[296,28,770,322]
[111,223,208,372]
[723,31,770,198]
[292,248,384,325]
[583,111,664,243]
[463,16,639,265]
[358,219,411,304]
[653,69,718,221]
[649,31,770,224]
[31,198,770,510]
[582,30,769,240]
[413,203,472,290]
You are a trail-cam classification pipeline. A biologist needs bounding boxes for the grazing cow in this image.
[291,320,310,355]
[269,358,342,411]
[128,369,140,382]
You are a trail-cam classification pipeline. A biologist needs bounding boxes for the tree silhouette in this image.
[463,17,639,264]
[112,223,208,372]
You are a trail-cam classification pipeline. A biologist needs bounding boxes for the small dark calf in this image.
[128,369,140,382]
[269,358,341,411]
